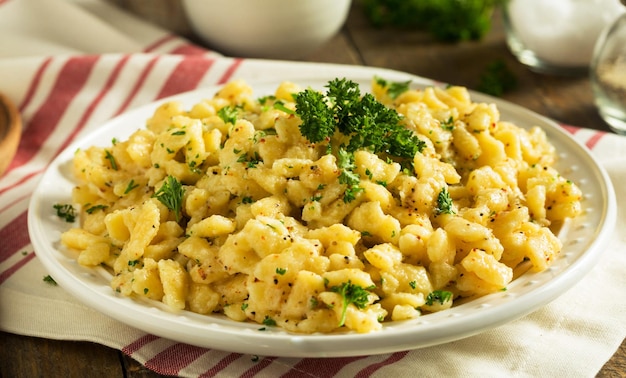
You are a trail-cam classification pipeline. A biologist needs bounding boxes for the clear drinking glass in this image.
[590,3,626,134]
[503,0,623,76]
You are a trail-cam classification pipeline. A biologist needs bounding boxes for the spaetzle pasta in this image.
[60,77,582,334]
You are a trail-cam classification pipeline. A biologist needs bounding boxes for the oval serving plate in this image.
[28,72,616,357]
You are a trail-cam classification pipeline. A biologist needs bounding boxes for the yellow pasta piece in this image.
[158,259,188,311]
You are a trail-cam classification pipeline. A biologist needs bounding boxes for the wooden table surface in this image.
[1,1,624,376]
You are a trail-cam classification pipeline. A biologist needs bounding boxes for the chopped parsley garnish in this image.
[217,105,239,125]
[252,129,277,144]
[152,175,185,222]
[435,187,455,215]
[104,150,118,170]
[171,130,186,136]
[124,179,140,194]
[310,194,323,202]
[337,148,363,203]
[128,259,140,267]
[425,290,453,306]
[276,267,287,275]
[329,280,374,327]
[43,275,57,286]
[409,281,417,289]
[241,196,254,204]
[85,204,108,214]
[53,203,77,223]
[273,100,296,115]
[310,297,319,308]
[262,316,277,327]
[238,152,262,168]
[440,116,454,131]
[258,95,276,105]
[375,76,411,99]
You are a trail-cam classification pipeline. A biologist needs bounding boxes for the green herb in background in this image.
[362,0,504,42]
[477,59,518,96]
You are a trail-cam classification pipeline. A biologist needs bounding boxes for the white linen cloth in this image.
[1,0,625,377]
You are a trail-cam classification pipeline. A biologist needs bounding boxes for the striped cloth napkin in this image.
[2,0,626,377]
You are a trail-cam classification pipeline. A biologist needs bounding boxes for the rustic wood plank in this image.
[0,332,123,377]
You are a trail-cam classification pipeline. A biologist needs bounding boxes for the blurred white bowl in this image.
[181,0,351,59]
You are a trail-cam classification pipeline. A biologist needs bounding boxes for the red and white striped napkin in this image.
[1,0,626,377]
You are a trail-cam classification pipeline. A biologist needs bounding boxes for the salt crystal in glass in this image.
[503,0,624,75]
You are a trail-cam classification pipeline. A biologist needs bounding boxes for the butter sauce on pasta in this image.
[60,78,582,334]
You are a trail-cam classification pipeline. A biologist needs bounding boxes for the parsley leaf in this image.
[85,204,108,214]
[273,100,296,115]
[153,176,185,222]
[293,88,335,143]
[329,280,374,327]
[425,290,453,306]
[43,275,57,286]
[53,203,77,223]
[440,116,455,131]
[124,179,140,194]
[105,150,118,170]
[217,106,239,125]
[262,316,277,327]
[435,187,455,215]
[337,148,363,203]
[375,76,411,99]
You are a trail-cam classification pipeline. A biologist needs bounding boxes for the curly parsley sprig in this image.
[293,78,425,201]
[293,78,425,159]
[330,280,375,327]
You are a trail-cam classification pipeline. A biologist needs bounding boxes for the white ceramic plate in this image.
[29,73,616,357]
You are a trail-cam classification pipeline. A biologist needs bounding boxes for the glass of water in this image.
[591,3,626,134]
